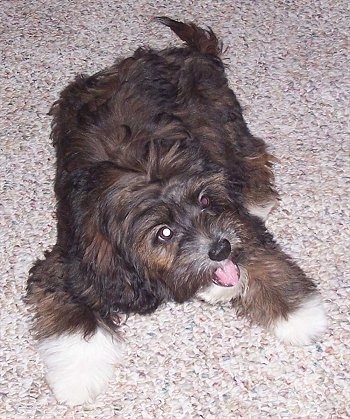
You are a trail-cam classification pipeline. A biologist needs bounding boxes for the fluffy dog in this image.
[27,17,326,405]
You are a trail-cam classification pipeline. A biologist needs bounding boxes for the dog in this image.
[27,17,327,405]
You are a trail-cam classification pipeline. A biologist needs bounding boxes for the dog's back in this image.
[50,18,263,176]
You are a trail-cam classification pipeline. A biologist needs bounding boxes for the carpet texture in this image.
[1,1,349,417]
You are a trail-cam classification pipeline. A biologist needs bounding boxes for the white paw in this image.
[38,327,123,405]
[273,295,327,345]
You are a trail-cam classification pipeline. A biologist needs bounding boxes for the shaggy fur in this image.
[27,17,326,405]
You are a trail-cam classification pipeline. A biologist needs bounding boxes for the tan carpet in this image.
[1,0,349,417]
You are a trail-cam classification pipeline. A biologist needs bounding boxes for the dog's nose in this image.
[208,238,231,261]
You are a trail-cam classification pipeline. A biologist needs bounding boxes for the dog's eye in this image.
[157,226,174,242]
[199,194,210,209]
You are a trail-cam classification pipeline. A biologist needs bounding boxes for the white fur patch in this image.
[273,295,327,345]
[247,200,277,221]
[38,327,123,405]
[197,282,241,304]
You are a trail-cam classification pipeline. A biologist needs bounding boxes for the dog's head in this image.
[63,140,269,317]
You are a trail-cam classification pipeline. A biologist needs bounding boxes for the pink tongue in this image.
[214,260,240,287]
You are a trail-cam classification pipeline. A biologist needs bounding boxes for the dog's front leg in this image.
[240,247,327,345]
[27,250,124,405]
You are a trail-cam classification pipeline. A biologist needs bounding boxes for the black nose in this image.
[208,238,231,261]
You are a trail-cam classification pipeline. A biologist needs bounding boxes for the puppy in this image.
[27,17,326,405]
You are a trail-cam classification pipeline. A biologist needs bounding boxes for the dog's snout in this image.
[208,238,231,261]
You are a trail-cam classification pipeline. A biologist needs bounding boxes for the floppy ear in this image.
[81,229,168,316]
[62,162,169,317]
[27,246,100,339]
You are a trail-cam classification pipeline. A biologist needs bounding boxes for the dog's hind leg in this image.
[241,151,279,221]
[245,198,278,221]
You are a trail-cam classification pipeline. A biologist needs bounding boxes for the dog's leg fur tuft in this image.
[272,294,327,345]
[39,327,123,405]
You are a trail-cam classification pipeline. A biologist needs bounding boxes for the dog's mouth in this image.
[212,260,240,287]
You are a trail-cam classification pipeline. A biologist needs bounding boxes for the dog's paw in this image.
[272,295,327,345]
[38,327,123,405]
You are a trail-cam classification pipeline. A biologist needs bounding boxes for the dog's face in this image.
[116,171,241,302]
[76,143,261,310]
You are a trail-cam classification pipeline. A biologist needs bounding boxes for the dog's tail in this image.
[155,16,222,57]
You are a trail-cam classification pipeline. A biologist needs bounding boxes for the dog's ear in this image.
[60,162,168,317]
[80,228,168,317]
[82,249,168,315]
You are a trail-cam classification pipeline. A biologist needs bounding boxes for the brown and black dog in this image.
[27,17,326,405]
